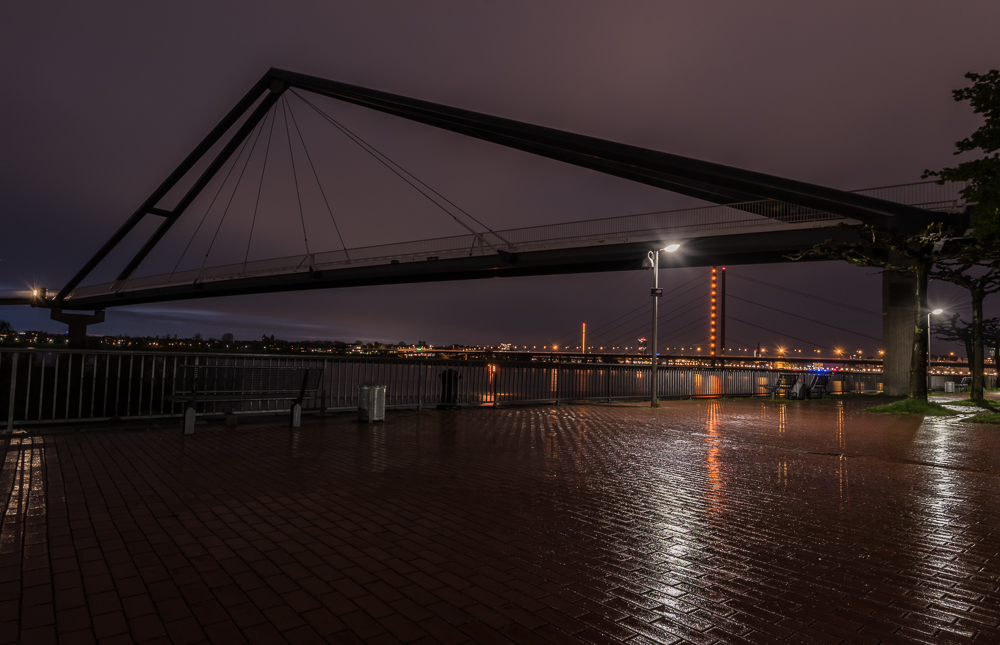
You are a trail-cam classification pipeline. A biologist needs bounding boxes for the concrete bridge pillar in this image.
[882,270,916,396]
[50,308,105,349]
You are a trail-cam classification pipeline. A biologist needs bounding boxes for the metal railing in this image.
[70,199,846,299]
[2,349,888,430]
[852,181,967,213]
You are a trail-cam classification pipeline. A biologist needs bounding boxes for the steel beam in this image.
[270,68,935,225]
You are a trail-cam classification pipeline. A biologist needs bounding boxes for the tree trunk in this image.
[994,340,1000,391]
[972,288,985,401]
[908,262,929,399]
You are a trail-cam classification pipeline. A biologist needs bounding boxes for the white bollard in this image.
[290,403,302,428]
[183,407,196,435]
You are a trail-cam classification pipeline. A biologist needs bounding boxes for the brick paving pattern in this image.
[0,399,998,644]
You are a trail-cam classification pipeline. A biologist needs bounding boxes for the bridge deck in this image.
[59,181,963,310]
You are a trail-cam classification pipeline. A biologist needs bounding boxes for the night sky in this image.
[2,2,999,355]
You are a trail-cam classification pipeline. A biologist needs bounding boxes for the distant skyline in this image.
[2,2,999,353]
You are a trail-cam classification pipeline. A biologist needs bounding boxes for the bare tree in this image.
[931,313,974,363]
[930,248,1000,400]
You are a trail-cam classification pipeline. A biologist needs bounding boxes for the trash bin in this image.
[358,384,386,422]
[439,369,461,409]
[945,381,956,393]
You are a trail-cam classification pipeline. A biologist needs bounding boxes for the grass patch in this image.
[865,399,957,416]
[945,398,1000,409]
[963,413,1000,424]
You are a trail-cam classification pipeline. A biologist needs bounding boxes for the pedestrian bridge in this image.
[4,68,968,310]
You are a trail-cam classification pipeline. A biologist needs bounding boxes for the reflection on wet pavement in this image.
[0,399,998,643]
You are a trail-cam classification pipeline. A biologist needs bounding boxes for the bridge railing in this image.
[1,349,890,430]
[69,197,847,299]
[852,181,967,213]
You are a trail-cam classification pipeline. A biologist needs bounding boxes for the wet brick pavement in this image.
[1,398,999,644]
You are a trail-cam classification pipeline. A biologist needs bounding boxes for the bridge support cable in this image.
[651,295,712,349]
[116,91,286,294]
[552,301,652,349]
[575,280,710,352]
[168,114,260,281]
[606,290,710,350]
[729,295,882,342]
[198,109,271,278]
[288,90,510,251]
[243,107,278,273]
[552,272,712,349]
[656,318,710,350]
[727,294,881,341]
[726,316,833,351]
[280,97,312,260]
[728,274,881,317]
[282,97,350,262]
[725,336,755,352]
[604,272,711,349]
[602,292,706,349]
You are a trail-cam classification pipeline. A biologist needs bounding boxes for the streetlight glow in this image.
[663,244,680,253]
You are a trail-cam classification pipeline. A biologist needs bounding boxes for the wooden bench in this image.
[166,365,323,434]
[764,374,798,399]
[805,374,831,399]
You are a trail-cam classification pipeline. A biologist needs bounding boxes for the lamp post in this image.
[927,308,944,361]
[643,244,680,408]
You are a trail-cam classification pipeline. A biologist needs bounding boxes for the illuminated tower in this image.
[710,268,717,361]
[710,267,727,364]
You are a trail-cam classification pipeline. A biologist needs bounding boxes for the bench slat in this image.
[171,366,323,404]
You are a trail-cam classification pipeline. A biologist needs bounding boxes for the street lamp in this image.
[643,244,680,407]
[928,308,944,361]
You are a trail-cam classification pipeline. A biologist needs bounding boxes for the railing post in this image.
[417,363,424,411]
[555,364,561,405]
[492,363,498,408]
[6,353,17,432]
